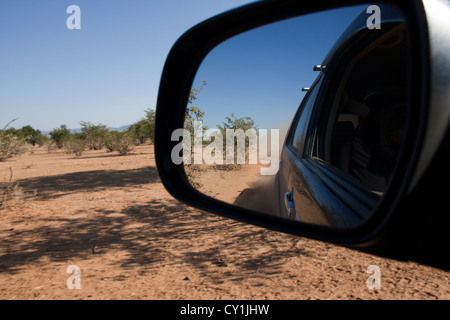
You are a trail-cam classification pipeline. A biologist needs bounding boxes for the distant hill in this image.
[42,125,131,136]
[106,125,131,132]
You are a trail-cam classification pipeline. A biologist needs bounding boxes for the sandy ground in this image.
[0,144,448,300]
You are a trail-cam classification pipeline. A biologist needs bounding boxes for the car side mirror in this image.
[155,0,450,269]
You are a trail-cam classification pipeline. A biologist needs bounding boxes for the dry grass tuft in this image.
[0,167,26,209]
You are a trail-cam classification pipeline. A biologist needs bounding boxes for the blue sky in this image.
[192,5,368,131]
[0,1,367,132]
[0,0,256,131]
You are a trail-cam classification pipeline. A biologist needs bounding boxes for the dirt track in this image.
[0,145,448,300]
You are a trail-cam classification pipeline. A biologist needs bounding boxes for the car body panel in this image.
[277,7,402,227]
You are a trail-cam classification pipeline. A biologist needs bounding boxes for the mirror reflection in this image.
[180,4,409,228]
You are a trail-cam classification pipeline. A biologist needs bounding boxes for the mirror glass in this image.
[178,4,409,228]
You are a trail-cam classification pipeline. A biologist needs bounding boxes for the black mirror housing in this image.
[155,0,450,269]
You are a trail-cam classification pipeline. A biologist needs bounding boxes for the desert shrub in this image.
[0,167,24,209]
[0,120,28,161]
[145,108,156,144]
[115,132,134,155]
[0,134,27,161]
[80,121,109,150]
[104,131,134,155]
[46,140,57,153]
[13,125,48,147]
[104,131,121,152]
[31,130,49,147]
[128,120,148,145]
[216,113,258,167]
[127,109,155,146]
[50,124,71,149]
[64,136,86,157]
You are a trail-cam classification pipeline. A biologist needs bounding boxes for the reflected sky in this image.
[191,5,368,132]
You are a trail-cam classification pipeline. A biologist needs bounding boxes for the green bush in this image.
[64,136,86,157]
[115,132,134,155]
[104,131,134,155]
[50,125,71,149]
[80,121,109,150]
